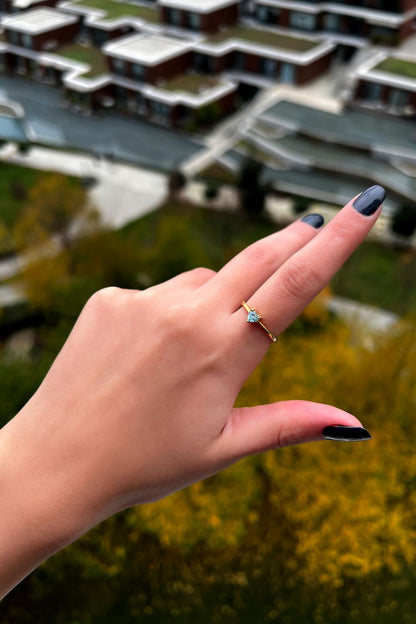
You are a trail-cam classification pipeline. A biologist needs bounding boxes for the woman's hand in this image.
[0,185,384,598]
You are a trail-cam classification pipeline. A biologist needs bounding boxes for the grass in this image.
[332,241,416,315]
[375,57,416,80]
[55,44,108,78]
[70,0,160,22]
[163,73,219,94]
[208,26,317,52]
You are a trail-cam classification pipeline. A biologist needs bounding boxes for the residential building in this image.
[254,0,416,49]
[353,50,416,115]
[159,0,239,33]
[0,2,337,128]
[1,8,79,80]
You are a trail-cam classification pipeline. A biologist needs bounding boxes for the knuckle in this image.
[189,267,216,281]
[85,286,123,310]
[330,218,350,242]
[245,242,276,272]
[280,258,321,300]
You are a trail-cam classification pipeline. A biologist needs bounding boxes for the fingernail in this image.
[323,425,372,442]
[301,213,324,229]
[353,185,386,216]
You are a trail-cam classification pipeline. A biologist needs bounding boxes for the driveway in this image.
[0,76,202,171]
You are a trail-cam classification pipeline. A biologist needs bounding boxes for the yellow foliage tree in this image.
[13,174,97,252]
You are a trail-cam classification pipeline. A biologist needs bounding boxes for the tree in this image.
[391,203,416,238]
[168,170,186,200]
[204,181,219,202]
[236,156,267,218]
[13,174,98,252]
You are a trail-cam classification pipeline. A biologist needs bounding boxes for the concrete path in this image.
[6,146,168,229]
[327,296,399,333]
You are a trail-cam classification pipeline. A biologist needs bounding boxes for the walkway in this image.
[7,145,168,229]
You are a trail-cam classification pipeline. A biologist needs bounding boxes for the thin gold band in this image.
[241,301,278,343]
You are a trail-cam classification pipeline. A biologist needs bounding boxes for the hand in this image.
[0,186,384,597]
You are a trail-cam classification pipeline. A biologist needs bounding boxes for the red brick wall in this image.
[145,51,191,84]
[4,22,80,51]
[278,8,290,28]
[399,15,416,40]
[296,52,331,84]
[161,3,238,32]
[401,0,416,12]
[243,52,261,73]
[108,51,190,84]
[201,4,239,33]
[37,23,79,51]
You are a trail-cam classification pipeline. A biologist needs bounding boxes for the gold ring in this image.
[241,301,278,343]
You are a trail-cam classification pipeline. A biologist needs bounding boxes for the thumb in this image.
[214,400,371,465]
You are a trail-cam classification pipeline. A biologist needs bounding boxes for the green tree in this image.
[204,181,219,202]
[237,156,267,218]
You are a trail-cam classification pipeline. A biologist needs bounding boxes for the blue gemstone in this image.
[247,310,260,323]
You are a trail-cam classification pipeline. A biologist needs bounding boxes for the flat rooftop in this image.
[2,8,78,34]
[104,33,192,66]
[67,0,160,23]
[159,0,238,13]
[208,26,318,52]
[375,57,416,80]
[260,100,416,153]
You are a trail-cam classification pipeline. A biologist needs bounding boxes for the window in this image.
[132,63,145,81]
[234,52,245,71]
[323,13,340,32]
[21,33,32,49]
[362,81,382,101]
[112,57,126,75]
[388,88,410,108]
[150,100,170,124]
[257,5,280,24]
[168,8,181,26]
[187,12,201,30]
[280,63,296,84]
[9,30,20,45]
[289,12,316,31]
[261,58,276,77]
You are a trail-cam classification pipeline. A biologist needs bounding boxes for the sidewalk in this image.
[6,146,168,229]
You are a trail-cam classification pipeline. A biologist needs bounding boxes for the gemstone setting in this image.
[247,310,260,323]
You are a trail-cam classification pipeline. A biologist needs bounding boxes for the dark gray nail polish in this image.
[301,213,324,229]
[353,185,386,216]
[323,425,372,442]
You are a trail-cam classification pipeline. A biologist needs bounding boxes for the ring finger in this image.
[204,214,325,308]
[231,185,385,369]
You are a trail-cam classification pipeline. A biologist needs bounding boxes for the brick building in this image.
[254,0,416,47]
[159,0,239,33]
[353,50,416,115]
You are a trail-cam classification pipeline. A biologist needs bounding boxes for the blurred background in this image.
[1,0,416,622]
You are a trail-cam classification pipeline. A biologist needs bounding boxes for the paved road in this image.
[0,76,202,171]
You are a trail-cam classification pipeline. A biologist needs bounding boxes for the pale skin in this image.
[0,192,382,600]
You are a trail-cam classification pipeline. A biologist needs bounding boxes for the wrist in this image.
[0,401,98,599]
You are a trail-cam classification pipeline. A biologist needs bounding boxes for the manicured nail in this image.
[301,213,324,229]
[353,185,386,216]
[323,425,372,442]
